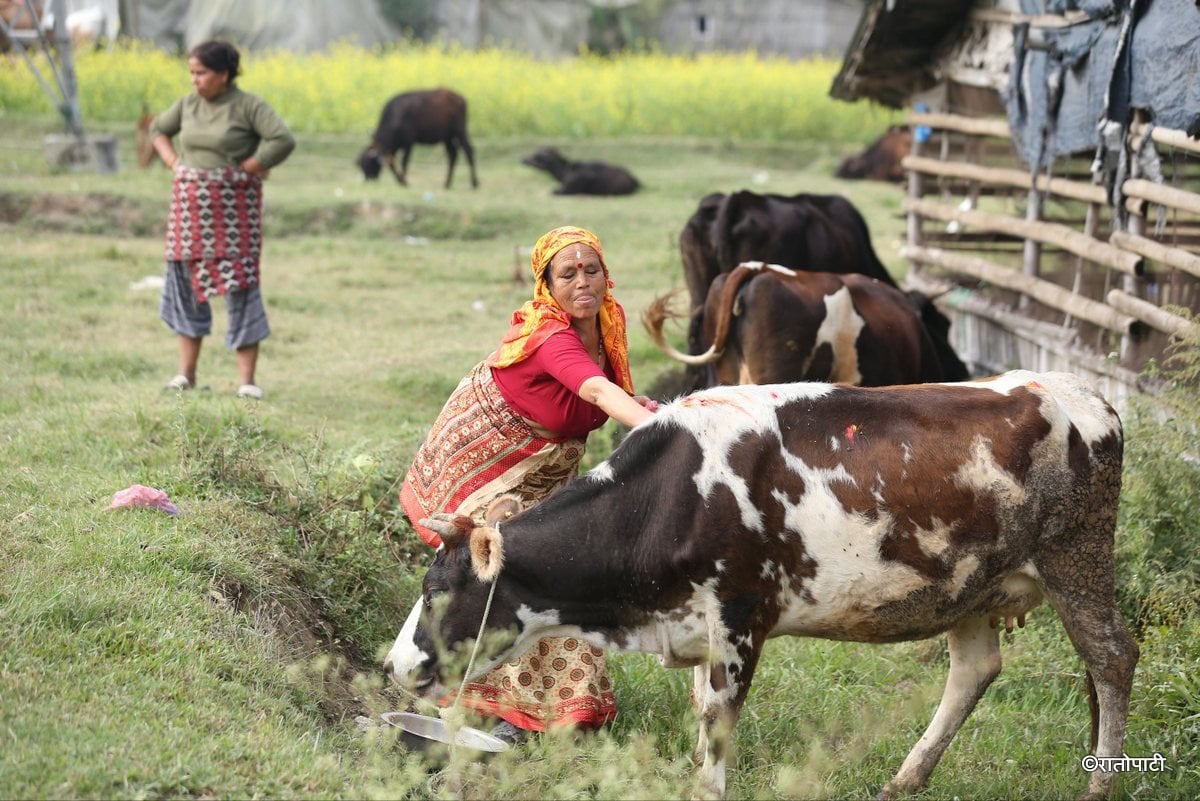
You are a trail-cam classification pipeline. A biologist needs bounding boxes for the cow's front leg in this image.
[691,634,763,800]
[880,616,1001,799]
[692,658,731,801]
[386,152,407,185]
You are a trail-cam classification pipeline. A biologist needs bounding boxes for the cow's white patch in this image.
[969,370,1119,447]
[945,553,980,598]
[385,596,429,681]
[613,577,720,666]
[589,461,615,483]
[667,383,834,533]
[516,605,562,632]
[954,435,1025,503]
[912,516,956,559]
[811,286,864,385]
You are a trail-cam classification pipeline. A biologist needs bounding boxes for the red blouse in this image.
[491,329,616,439]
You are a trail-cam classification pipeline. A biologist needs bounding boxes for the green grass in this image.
[1,111,1197,800]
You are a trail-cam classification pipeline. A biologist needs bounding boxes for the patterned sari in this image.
[165,166,263,303]
[399,362,618,731]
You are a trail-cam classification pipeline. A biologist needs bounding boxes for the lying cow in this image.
[678,190,901,384]
[385,371,1136,800]
[836,125,912,183]
[522,146,640,195]
[644,262,956,387]
[356,87,478,189]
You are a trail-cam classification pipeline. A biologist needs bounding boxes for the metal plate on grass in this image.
[380,711,510,753]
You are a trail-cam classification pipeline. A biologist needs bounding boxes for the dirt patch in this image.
[0,191,160,236]
[3,190,523,243]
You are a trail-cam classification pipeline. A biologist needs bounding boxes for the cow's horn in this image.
[419,513,474,547]
[643,291,723,366]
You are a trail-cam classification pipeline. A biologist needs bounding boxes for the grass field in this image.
[2,106,1198,800]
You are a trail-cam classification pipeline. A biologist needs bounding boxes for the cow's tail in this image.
[643,291,721,366]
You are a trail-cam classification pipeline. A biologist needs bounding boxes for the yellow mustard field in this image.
[0,41,898,143]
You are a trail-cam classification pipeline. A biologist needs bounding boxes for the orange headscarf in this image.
[487,225,634,393]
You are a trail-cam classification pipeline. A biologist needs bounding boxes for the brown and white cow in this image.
[385,371,1136,800]
[674,191,970,391]
[644,261,960,388]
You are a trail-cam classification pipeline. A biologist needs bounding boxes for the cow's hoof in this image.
[877,779,924,800]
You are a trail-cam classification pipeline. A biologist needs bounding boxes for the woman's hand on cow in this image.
[634,395,660,413]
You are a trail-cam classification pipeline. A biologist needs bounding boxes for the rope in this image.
[454,573,500,707]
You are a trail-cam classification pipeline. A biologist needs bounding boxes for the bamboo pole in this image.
[903,197,1144,276]
[1106,289,1199,338]
[902,155,1108,204]
[907,112,1012,139]
[1122,178,1200,216]
[902,244,1139,334]
[1109,231,1200,279]
[1130,122,1200,156]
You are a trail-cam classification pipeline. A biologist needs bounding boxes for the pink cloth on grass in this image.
[105,484,179,516]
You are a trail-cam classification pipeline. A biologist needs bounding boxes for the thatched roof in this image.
[830,0,976,109]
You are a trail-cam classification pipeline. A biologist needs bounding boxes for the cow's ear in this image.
[469,526,504,582]
[484,494,523,524]
[420,513,474,549]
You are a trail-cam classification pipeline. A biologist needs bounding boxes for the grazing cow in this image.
[678,191,900,379]
[356,88,478,189]
[836,125,913,183]
[521,146,640,195]
[644,262,956,387]
[385,371,1136,800]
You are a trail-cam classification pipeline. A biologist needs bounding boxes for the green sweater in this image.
[150,87,295,170]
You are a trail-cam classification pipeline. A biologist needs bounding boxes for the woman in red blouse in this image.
[399,225,658,743]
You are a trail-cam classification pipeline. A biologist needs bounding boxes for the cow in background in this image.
[676,190,965,390]
[836,125,912,183]
[356,88,478,189]
[680,191,897,323]
[522,146,640,195]
[645,262,959,388]
[386,371,1136,801]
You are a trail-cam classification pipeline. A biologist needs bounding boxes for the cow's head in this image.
[383,500,529,695]
[905,289,971,381]
[356,145,384,180]
[521,146,568,177]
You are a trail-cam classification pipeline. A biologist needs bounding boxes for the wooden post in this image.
[906,119,924,256]
[1020,185,1043,310]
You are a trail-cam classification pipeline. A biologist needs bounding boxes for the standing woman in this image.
[150,40,295,399]
[399,225,659,742]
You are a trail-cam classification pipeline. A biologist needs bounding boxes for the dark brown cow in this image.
[836,125,913,183]
[522,146,640,195]
[356,88,478,189]
[386,371,1136,800]
[644,262,953,387]
[678,191,901,380]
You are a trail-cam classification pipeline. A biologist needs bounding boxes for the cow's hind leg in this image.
[881,616,1001,799]
[1037,563,1138,800]
[460,134,478,187]
[443,140,458,188]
